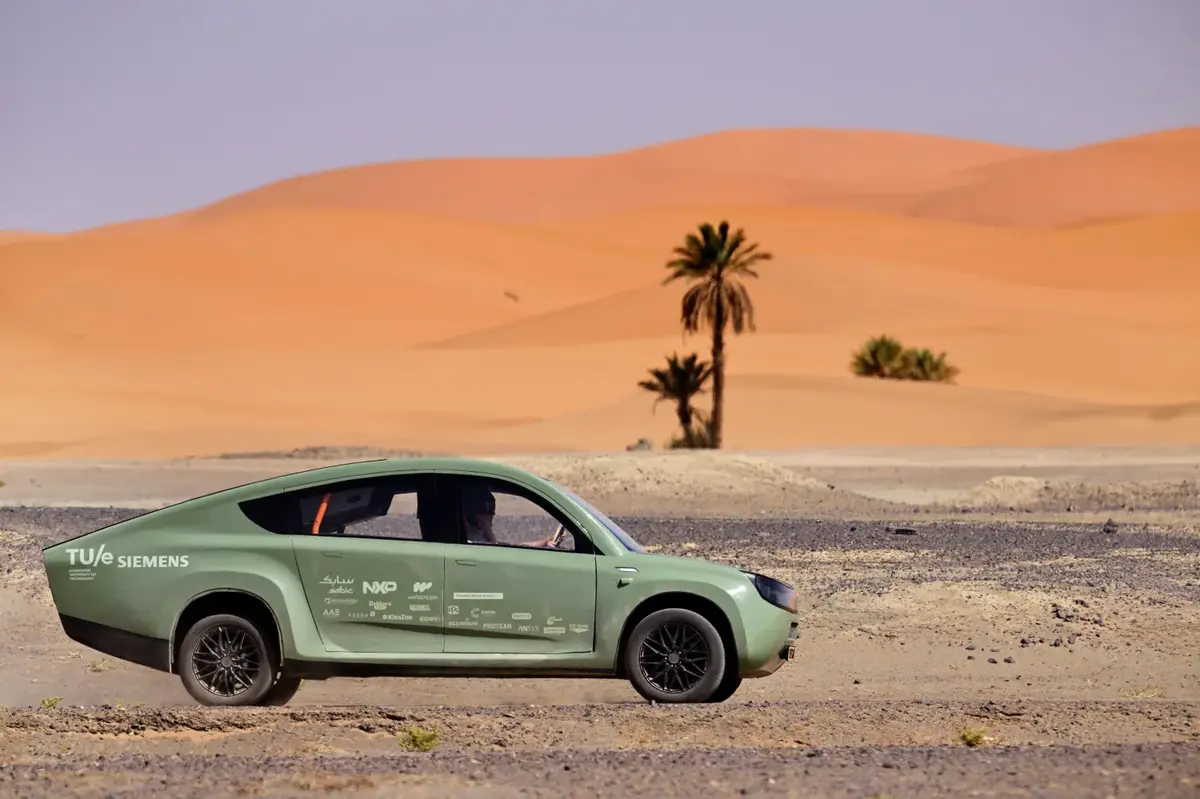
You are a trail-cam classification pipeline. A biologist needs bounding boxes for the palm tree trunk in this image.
[677,401,692,433]
[710,293,725,449]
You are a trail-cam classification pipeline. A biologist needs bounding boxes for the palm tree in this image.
[638,352,713,437]
[663,221,771,448]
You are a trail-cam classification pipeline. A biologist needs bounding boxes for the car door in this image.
[440,474,597,655]
[289,472,454,654]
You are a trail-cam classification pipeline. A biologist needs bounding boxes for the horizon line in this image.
[4,121,1195,237]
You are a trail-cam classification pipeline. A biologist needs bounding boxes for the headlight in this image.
[743,571,798,613]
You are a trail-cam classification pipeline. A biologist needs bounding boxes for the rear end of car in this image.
[41,504,201,673]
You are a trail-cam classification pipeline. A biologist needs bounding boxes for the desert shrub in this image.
[897,347,959,383]
[850,335,959,383]
[397,725,440,751]
[850,335,906,378]
[959,726,988,747]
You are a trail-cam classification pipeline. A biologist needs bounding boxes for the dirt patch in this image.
[493,451,908,517]
[941,475,1200,513]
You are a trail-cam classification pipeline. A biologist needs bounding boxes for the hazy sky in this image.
[2,0,1198,232]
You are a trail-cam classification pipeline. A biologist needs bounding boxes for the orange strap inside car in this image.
[311,493,331,535]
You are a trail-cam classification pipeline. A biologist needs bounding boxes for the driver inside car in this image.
[461,483,565,548]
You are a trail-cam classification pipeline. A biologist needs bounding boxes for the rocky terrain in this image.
[1,449,1198,796]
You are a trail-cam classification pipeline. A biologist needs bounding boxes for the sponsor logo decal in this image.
[382,613,413,622]
[546,616,562,625]
[323,608,339,617]
[363,580,398,595]
[452,592,503,601]
[516,624,540,633]
[325,597,357,606]
[64,545,190,579]
[569,623,589,634]
[447,619,478,628]
[447,605,460,615]
[321,576,355,594]
[511,612,531,620]
[368,601,391,611]
[482,622,513,631]
[409,604,431,612]
[543,626,566,635]
[412,581,433,593]
[419,615,440,623]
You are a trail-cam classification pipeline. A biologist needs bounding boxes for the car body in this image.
[42,457,799,706]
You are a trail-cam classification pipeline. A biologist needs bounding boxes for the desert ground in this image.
[1,448,1198,797]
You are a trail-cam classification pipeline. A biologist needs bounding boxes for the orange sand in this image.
[2,127,1199,457]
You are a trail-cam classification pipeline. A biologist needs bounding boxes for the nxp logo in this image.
[362,580,398,595]
[412,581,433,593]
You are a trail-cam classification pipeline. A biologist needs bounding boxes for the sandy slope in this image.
[1,127,1199,457]
[186,128,1037,224]
[857,127,1200,228]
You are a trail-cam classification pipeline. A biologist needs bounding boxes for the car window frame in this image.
[240,472,457,546]
[441,473,599,555]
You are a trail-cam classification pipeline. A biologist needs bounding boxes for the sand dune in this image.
[180,126,1199,230]
[1,125,1198,457]
[0,231,56,245]
[186,129,1036,226]
[857,127,1200,228]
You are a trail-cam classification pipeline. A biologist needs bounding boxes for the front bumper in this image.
[745,619,799,678]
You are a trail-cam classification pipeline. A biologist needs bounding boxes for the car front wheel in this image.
[624,608,726,703]
[178,613,278,707]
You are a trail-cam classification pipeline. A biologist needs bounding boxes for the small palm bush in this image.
[850,335,959,383]
[850,335,907,379]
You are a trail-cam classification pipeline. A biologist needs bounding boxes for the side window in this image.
[241,474,452,542]
[452,476,594,554]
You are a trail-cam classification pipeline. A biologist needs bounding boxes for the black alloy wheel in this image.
[624,608,726,703]
[178,614,278,706]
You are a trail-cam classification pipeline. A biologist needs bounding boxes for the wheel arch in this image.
[613,591,738,678]
[169,588,284,675]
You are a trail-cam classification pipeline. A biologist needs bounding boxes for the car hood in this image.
[624,549,749,578]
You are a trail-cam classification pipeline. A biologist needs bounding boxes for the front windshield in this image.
[554,483,645,553]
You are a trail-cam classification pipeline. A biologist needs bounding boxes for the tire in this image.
[178,613,278,707]
[624,608,726,703]
[706,666,743,703]
[258,675,303,707]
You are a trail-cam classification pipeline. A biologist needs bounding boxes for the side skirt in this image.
[284,659,617,681]
[59,615,172,673]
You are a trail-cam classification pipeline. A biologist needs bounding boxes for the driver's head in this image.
[461,483,496,543]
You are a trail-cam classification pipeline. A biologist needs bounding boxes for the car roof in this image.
[217,456,553,501]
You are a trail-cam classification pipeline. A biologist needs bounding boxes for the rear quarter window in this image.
[238,493,296,534]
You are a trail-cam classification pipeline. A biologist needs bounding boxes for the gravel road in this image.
[3,505,1199,797]
[3,743,1198,798]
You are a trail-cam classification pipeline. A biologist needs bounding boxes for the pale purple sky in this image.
[2,0,1197,232]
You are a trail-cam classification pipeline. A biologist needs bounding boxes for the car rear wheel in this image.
[624,608,726,703]
[178,613,277,707]
[258,675,303,706]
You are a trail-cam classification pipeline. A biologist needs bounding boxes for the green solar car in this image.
[41,458,799,706]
